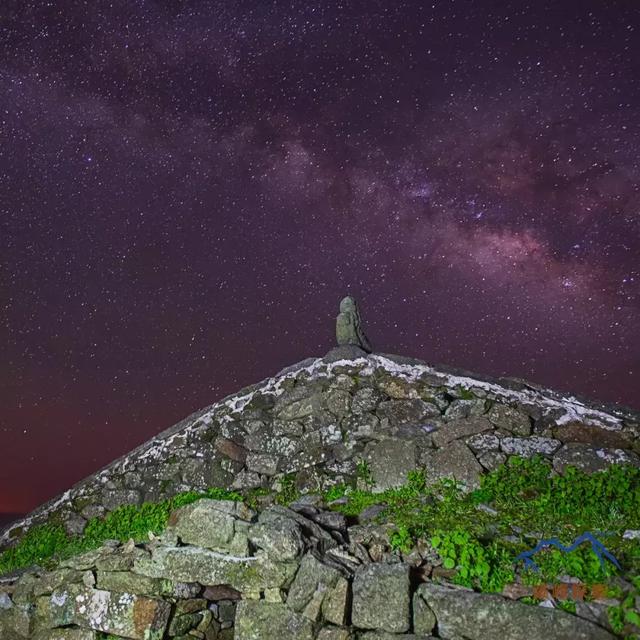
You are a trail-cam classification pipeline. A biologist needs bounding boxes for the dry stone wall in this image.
[2,350,639,550]
[0,497,622,639]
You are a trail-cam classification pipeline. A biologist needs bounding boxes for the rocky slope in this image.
[1,342,639,639]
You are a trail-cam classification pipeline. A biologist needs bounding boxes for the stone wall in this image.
[2,351,639,550]
[0,497,622,639]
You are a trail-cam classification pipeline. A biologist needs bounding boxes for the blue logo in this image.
[515,532,621,572]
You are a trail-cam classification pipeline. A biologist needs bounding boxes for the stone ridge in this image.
[2,352,639,550]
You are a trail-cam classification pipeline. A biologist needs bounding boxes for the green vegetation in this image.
[1,456,639,636]
[326,457,640,596]
[0,487,241,576]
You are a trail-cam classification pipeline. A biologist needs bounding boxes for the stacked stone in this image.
[0,498,621,639]
[3,351,639,551]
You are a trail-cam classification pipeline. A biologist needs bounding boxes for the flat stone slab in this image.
[553,443,640,474]
[432,417,493,448]
[134,545,297,593]
[416,582,615,640]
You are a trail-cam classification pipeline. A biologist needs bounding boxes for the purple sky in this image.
[1,1,639,513]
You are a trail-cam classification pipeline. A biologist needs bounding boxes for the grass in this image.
[1,456,639,636]
[326,457,640,593]
[0,487,241,576]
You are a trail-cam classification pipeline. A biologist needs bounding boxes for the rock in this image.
[376,399,437,427]
[377,377,419,399]
[167,499,253,555]
[322,576,350,625]
[444,399,486,421]
[38,586,171,640]
[364,438,417,491]
[214,437,248,463]
[356,633,434,639]
[276,395,323,421]
[33,630,98,640]
[553,422,631,449]
[325,389,353,418]
[553,443,640,474]
[203,584,241,600]
[417,582,615,640]
[95,571,174,596]
[246,452,279,476]
[423,441,483,490]
[235,600,315,640]
[352,388,383,414]
[486,405,532,436]
[317,627,353,640]
[336,296,372,352]
[248,513,305,561]
[286,553,343,619]
[466,433,500,454]
[413,585,437,634]
[501,436,561,457]
[101,489,142,511]
[135,545,297,593]
[477,451,507,471]
[63,513,87,537]
[351,562,410,633]
[432,417,493,448]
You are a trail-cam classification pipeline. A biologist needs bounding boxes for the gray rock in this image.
[432,417,493,448]
[246,452,279,476]
[235,600,315,640]
[249,514,305,561]
[336,296,372,352]
[424,440,483,490]
[413,584,437,634]
[325,389,353,418]
[377,399,436,427]
[134,544,297,593]
[351,562,410,633]
[466,432,500,453]
[553,443,640,474]
[486,404,532,436]
[501,436,561,457]
[352,388,383,415]
[168,499,253,555]
[324,345,370,362]
[101,489,142,511]
[364,438,417,492]
[63,512,87,537]
[444,399,486,421]
[418,582,615,640]
[477,451,507,471]
[317,627,353,640]
[286,553,343,617]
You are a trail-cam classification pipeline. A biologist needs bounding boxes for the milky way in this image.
[1,1,639,513]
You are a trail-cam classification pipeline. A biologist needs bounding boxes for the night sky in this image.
[1,1,639,516]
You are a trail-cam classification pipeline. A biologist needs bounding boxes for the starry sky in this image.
[1,1,639,516]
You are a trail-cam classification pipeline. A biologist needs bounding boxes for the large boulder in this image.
[416,582,615,640]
